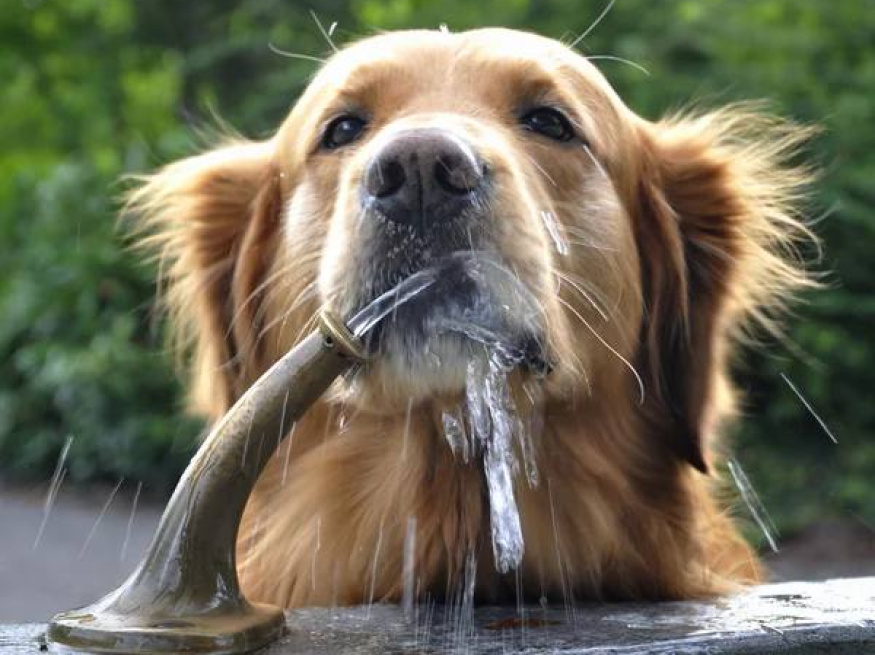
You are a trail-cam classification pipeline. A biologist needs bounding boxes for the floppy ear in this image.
[127,139,282,420]
[634,106,816,472]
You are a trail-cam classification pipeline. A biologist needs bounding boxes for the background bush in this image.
[1,0,872,535]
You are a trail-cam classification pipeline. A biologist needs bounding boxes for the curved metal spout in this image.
[47,311,367,654]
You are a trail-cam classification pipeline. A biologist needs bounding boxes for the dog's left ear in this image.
[634,106,817,472]
[126,139,283,420]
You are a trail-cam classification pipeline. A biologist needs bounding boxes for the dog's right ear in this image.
[633,107,816,473]
[126,139,282,420]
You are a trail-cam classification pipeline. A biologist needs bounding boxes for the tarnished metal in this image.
[47,311,365,654]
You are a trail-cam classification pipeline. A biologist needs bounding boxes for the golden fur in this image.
[128,28,815,607]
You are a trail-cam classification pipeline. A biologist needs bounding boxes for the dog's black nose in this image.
[364,129,486,229]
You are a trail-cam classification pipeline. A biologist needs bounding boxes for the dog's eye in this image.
[322,115,367,149]
[521,107,575,142]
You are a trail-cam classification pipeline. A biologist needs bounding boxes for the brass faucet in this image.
[47,311,367,654]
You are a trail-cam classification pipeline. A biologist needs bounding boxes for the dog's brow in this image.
[322,60,408,99]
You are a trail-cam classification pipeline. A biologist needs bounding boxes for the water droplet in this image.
[540,210,569,256]
[727,459,779,553]
[402,516,417,617]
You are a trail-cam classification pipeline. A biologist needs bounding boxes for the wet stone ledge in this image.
[3,577,875,654]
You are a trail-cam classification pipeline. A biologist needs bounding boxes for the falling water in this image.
[365,522,385,619]
[33,435,74,549]
[441,408,470,463]
[347,266,441,338]
[386,252,546,575]
[460,346,542,574]
[727,459,780,553]
[402,516,417,617]
[281,422,298,486]
[475,358,525,573]
[120,481,143,562]
[780,372,838,444]
[79,478,124,559]
[349,252,545,575]
[540,210,569,256]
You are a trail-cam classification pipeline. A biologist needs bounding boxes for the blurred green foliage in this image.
[1,0,873,533]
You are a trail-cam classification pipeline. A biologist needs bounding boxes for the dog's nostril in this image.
[364,129,487,228]
[434,155,483,195]
[367,159,406,198]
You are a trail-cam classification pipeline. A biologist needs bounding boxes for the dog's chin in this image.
[346,295,548,403]
[380,330,477,397]
[333,249,549,403]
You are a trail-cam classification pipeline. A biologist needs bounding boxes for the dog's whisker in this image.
[553,268,614,312]
[309,10,339,53]
[267,43,327,64]
[556,294,645,404]
[582,144,611,181]
[553,271,610,322]
[585,55,651,77]
[524,153,559,188]
[256,280,318,346]
[225,258,306,341]
[568,0,616,50]
[564,235,618,253]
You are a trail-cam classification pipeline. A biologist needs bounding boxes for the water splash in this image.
[441,408,470,463]
[348,252,546,574]
[281,422,298,486]
[120,481,143,562]
[33,435,74,549]
[446,548,477,650]
[348,251,542,346]
[727,459,779,553]
[311,515,321,591]
[780,372,838,444]
[348,267,440,338]
[540,210,569,256]
[547,477,576,622]
[402,398,414,460]
[466,354,534,573]
[402,516,417,617]
[79,478,124,559]
[365,522,385,618]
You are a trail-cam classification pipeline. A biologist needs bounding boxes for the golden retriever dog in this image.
[130,28,814,607]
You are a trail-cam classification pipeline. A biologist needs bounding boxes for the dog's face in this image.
[134,28,811,472]
[273,29,642,403]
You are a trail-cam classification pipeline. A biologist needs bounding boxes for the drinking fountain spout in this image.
[47,310,368,654]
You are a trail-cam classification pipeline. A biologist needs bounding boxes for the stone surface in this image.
[2,577,875,653]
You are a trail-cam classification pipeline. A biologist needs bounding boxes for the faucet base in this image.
[47,602,284,654]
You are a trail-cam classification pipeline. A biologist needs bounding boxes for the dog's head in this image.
[131,28,813,471]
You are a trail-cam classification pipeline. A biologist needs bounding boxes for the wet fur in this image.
[128,29,815,606]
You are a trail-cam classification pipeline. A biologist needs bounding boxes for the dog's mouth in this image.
[348,251,550,378]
